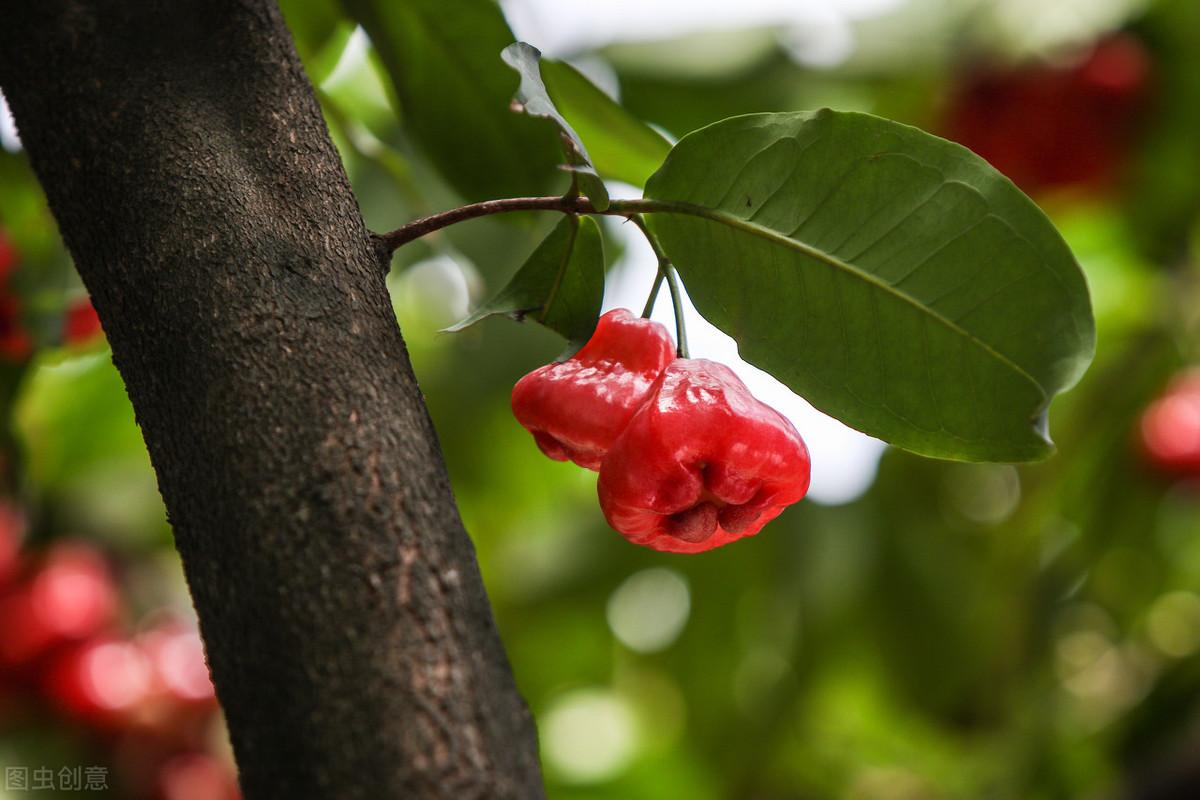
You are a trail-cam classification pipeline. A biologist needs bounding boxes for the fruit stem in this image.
[664,264,690,359]
[641,272,664,319]
[627,215,689,359]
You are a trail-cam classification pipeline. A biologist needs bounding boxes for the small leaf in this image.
[445,216,605,346]
[644,110,1095,462]
[341,0,564,201]
[502,43,609,211]
[539,59,672,188]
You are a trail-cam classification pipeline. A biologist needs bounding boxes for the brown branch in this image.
[380,195,594,251]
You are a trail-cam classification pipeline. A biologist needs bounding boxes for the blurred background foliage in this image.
[2,0,1200,797]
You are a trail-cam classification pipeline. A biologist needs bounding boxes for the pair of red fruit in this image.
[512,309,811,553]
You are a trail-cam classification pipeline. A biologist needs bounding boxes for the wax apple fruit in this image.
[154,752,241,800]
[140,621,217,709]
[0,502,23,587]
[512,308,675,469]
[0,232,15,279]
[63,298,103,344]
[0,232,29,361]
[943,34,1150,194]
[0,542,118,668]
[43,636,154,727]
[598,359,810,554]
[1141,371,1200,474]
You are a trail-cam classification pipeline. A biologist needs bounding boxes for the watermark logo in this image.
[4,765,109,792]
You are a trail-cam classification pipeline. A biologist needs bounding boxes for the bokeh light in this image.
[606,568,691,653]
[541,689,639,783]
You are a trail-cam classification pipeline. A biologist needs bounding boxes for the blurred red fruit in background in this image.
[0,295,31,362]
[140,620,217,710]
[63,298,103,344]
[0,502,23,587]
[0,231,30,361]
[1141,371,1200,474]
[43,636,154,726]
[0,589,50,668]
[155,752,241,800]
[30,543,119,639]
[0,232,16,281]
[942,34,1151,194]
[0,542,118,668]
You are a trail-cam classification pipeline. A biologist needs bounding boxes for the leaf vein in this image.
[654,206,1049,405]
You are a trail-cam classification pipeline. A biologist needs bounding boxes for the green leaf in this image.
[644,110,1095,462]
[501,42,671,192]
[502,43,609,211]
[445,216,605,346]
[278,0,349,80]
[539,59,672,189]
[318,31,400,143]
[341,0,563,202]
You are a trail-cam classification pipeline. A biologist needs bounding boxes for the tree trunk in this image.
[0,2,544,798]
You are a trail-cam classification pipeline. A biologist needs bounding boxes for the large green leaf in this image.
[445,216,604,347]
[502,43,609,211]
[342,0,563,201]
[539,59,672,189]
[644,110,1095,462]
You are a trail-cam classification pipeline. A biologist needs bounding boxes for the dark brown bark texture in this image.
[0,2,545,798]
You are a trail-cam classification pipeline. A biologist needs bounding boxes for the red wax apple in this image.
[943,34,1150,194]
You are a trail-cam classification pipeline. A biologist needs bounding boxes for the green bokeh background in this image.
[3,0,1200,797]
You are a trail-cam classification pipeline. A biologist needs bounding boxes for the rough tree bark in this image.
[0,2,545,798]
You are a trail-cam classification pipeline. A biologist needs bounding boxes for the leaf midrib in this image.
[539,217,580,324]
[618,198,1048,403]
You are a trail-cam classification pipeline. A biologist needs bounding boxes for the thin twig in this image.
[380,196,692,357]
[380,196,593,251]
